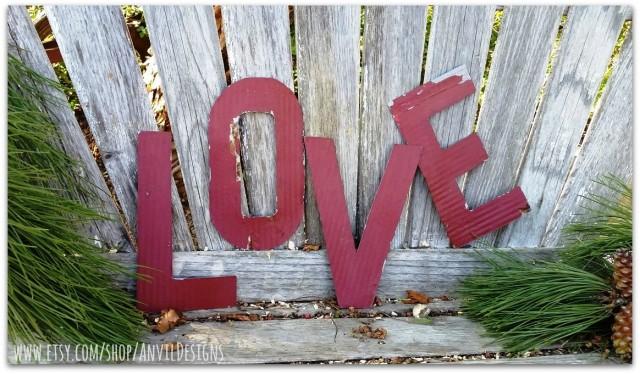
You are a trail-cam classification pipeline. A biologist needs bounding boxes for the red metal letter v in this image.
[137,132,236,312]
[305,137,421,308]
[389,66,529,247]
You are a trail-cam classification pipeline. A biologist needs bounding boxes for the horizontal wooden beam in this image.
[111,247,558,302]
[8,312,620,364]
[9,314,617,364]
[143,316,499,363]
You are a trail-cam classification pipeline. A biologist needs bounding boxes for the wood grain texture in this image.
[111,247,558,301]
[221,5,303,248]
[358,6,426,248]
[144,6,232,250]
[295,6,361,246]
[142,316,500,363]
[543,32,633,246]
[45,6,193,250]
[7,6,132,252]
[406,6,495,248]
[6,338,619,365]
[7,340,617,365]
[462,6,564,246]
[498,6,628,247]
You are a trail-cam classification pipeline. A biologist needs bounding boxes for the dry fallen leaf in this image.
[371,327,387,340]
[226,313,256,321]
[154,309,183,333]
[352,324,387,340]
[354,324,372,335]
[302,243,321,252]
[403,290,431,304]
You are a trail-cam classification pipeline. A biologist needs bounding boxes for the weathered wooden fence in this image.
[7,5,632,364]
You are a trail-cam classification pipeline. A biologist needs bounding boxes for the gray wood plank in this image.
[144,6,232,250]
[6,341,619,365]
[405,6,495,248]
[358,6,427,249]
[7,6,133,252]
[221,5,303,248]
[462,6,564,246]
[111,247,558,302]
[141,316,500,363]
[498,6,628,247]
[543,32,633,246]
[44,5,193,250]
[295,6,361,246]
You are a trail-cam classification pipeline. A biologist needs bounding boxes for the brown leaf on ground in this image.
[438,294,450,301]
[370,327,387,340]
[154,309,183,334]
[352,324,387,340]
[225,313,259,321]
[403,290,431,304]
[302,243,321,252]
[353,324,372,335]
[161,342,184,352]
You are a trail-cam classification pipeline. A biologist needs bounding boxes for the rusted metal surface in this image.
[137,132,236,312]
[390,66,529,247]
[208,78,305,250]
[305,137,421,307]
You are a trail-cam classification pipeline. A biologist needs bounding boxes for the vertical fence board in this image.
[45,5,193,250]
[145,6,232,250]
[543,33,632,246]
[7,6,132,252]
[498,6,628,247]
[222,6,304,248]
[406,6,494,248]
[462,6,563,246]
[295,6,361,246]
[11,5,632,256]
[358,6,426,249]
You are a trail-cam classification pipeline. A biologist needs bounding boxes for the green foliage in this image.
[594,21,631,109]
[51,62,80,111]
[561,175,632,276]
[8,55,142,352]
[472,9,503,131]
[27,5,44,21]
[122,5,148,39]
[546,15,568,76]
[459,252,611,352]
[459,176,631,353]
[419,5,433,83]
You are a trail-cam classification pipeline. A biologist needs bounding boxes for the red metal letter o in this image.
[209,78,304,249]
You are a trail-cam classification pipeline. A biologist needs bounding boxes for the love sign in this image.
[137,67,529,311]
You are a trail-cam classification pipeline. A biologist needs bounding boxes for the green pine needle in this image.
[459,251,611,352]
[8,54,143,353]
[459,177,631,353]
[560,175,632,276]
